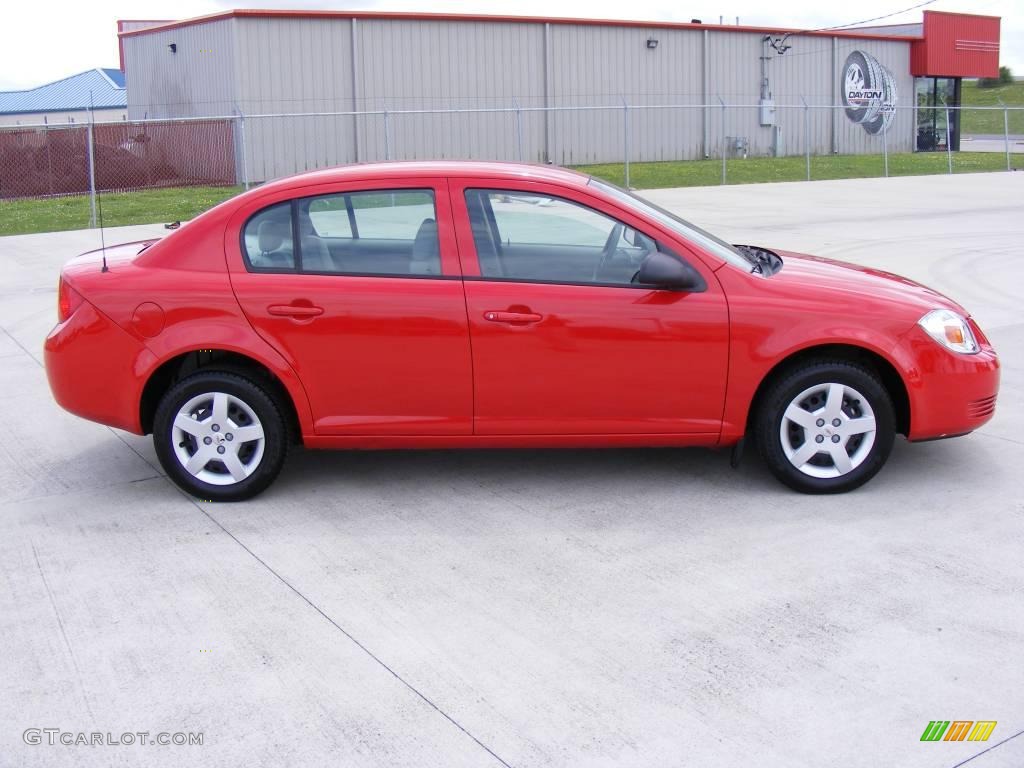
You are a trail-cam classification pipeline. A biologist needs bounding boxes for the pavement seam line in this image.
[0,323,44,367]
[31,543,97,723]
[9,475,163,505]
[974,431,1024,447]
[184,493,517,768]
[946,727,1024,768]
[107,437,515,768]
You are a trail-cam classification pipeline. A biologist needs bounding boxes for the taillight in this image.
[57,277,83,323]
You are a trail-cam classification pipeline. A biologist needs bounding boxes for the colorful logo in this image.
[921,721,997,742]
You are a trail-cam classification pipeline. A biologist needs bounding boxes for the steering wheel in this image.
[592,223,624,282]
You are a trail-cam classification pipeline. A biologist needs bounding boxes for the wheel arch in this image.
[140,349,303,443]
[746,343,911,437]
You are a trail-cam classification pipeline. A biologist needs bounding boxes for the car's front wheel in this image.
[755,360,896,493]
[153,371,287,501]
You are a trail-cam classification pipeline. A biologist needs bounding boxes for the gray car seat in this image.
[409,218,440,275]
[297,216,336,272]
[256,219,291,268]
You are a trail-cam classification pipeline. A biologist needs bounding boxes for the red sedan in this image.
[45,162,999,500]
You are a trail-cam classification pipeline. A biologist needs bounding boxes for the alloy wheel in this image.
[171,391,266,485]
[779,382,877,479]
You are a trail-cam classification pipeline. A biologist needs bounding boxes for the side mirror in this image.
[636,251,706,292]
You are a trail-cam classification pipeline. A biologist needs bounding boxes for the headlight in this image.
[918,309,979,354]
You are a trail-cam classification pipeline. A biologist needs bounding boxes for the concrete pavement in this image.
[961,134,1024,153]
[1,172,1022,767]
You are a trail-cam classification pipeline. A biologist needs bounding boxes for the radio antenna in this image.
[89,90,108,272]
[97,183,108,272]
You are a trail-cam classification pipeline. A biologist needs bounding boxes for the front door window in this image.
[464,189,658,286]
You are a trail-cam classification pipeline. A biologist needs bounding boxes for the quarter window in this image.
[243,202,295,271]
[464,189,657,286]
[242,189,440,276]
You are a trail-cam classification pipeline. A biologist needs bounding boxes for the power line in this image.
[823,0,938,31]
[766,0,937,53]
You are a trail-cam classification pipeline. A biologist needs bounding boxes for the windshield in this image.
[587,177,754,271]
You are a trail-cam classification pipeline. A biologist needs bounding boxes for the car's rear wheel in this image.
[755,360,895,493]
[153,371,287,501]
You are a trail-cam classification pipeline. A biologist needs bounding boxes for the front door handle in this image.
[267,304,324,318]
[483,311,543,325]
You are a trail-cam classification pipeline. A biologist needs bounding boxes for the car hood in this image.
[768,249,966,316]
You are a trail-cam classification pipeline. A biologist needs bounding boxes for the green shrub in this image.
[979,66,1013,88]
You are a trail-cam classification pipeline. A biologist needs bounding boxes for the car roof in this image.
[251,161,593,195]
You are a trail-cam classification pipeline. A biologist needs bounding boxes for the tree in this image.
[978,66,1013,88]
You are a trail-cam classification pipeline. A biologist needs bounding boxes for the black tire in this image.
[755,360,896,494]
[841,50,897,136]
[842,51,875,124]
[842,51,885,122]
[153,371,287,501]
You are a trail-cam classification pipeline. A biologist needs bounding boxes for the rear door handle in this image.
[483,311,543,325]
[267,304,324,318]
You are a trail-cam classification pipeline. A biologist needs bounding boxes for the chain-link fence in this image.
[1,102,1021,230]
[0,118,236,200]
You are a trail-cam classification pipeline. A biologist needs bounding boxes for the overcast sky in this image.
[1,0,1019,91]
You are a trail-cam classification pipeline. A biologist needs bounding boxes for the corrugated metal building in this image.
[119,10,1001,182]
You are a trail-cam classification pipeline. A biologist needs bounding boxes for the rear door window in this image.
[243,190,440,277]
[299,190,438,275]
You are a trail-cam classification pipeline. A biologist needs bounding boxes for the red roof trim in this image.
[117,19,174,69]
[117,8,921,41]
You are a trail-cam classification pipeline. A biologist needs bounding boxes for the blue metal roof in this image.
[0,68,127,116]
[102,68,126,88]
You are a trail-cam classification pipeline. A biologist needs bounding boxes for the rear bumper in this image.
[44,301,152,434]
[897,325,1000,441]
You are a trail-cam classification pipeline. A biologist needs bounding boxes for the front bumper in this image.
[895,324,1000,441]
[44,301,153,434]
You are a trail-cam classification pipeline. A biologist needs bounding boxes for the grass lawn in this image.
[0,185,243,237]
[959,80,1024,134]
[0,148,1016,236]
[576,151,1015,189]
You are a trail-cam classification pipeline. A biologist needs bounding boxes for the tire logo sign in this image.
[841,50,897,135]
